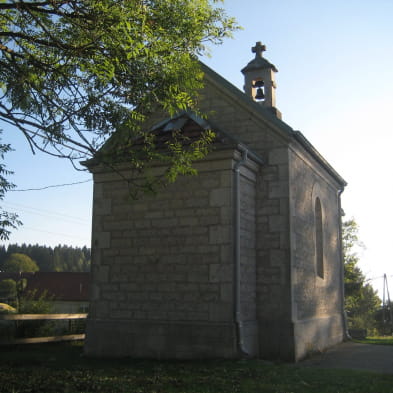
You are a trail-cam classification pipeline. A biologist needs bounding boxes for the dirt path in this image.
[299,341,393,374]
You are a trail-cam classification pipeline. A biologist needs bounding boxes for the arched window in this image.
[315,197,324,278]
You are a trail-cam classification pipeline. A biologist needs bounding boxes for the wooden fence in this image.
[0,313,87,345]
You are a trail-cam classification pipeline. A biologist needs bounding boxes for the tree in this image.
[342,218,381,333]
[3,253,39,272]
[0,131,21,240]
[0,1,236,168]
[0,0,238,238]
[343,219,365,299]
[0,244,6,269]
[1,243,91,272]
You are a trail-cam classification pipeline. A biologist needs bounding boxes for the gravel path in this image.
[299,341,393,374]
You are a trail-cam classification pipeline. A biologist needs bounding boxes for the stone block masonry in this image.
[86,150,261,358]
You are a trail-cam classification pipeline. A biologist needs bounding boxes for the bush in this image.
[0,279,17,306]
[18,289,53,314]
[16,290,55,338]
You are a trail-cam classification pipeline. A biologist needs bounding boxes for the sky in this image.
[2,0,393,297]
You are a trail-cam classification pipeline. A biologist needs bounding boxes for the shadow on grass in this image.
[1,342,393,393]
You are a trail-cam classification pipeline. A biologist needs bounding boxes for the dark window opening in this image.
[315,197,324,279]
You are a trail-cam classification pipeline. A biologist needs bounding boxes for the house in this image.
[0,272,90,313]
[84,42,347,361]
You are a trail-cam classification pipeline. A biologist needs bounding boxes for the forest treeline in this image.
[0,244,90,272]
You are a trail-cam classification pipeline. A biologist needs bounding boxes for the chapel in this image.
[84,42,347,361]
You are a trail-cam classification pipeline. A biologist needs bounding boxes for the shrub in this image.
[16,290,55,338]
[0,279,17,306]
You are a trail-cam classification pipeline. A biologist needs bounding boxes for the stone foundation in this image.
[85,319,237,359]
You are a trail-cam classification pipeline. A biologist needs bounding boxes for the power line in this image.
[2,205,89,226]
[366,275,393,282]
[2,201,90,224]
[8,179,92,192]
[17,226,90,242]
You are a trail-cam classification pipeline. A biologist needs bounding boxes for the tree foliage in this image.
[0,131,21,240]
[0,243,90,272]
[0,278,17,302]
[3,252,39,272]
[0,0,238,238]
[342,218,381,333]
[0,0,236,167]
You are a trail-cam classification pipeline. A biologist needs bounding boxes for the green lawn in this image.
[1,342,393,393]
[354,336,393,346]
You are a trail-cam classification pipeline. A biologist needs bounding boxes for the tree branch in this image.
[0,1,94,20]
[0,1,54,10]
[0,31,94,52]
[0,104,96,155]
[0,42,24,58]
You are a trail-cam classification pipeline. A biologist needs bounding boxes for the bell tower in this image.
[241,42,281,118]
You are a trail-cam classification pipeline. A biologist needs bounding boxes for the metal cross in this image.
[252,42,266,58]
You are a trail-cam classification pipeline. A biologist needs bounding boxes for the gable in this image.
[85,109,264,171]
[86,61,345,189]
[198,62,346,188]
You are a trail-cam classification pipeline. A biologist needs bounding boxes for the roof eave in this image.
[292,131,347,188]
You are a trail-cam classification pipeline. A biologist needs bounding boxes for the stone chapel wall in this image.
[85,67,345,360]
[86,151,241,358]
[289,147,345,359]
[199,80,294,359]
[199,76,345,360]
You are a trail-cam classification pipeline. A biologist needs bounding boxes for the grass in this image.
[1,342,393,393]
[354,336,393,346]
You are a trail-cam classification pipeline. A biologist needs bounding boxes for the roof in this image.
[200,62,347,188]
[241,56,278,73]
[85,60,346,188]
[0,272,90,301]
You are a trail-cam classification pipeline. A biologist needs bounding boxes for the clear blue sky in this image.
[2,0,393,296]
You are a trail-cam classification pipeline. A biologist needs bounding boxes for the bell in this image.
[255,87,265,100]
